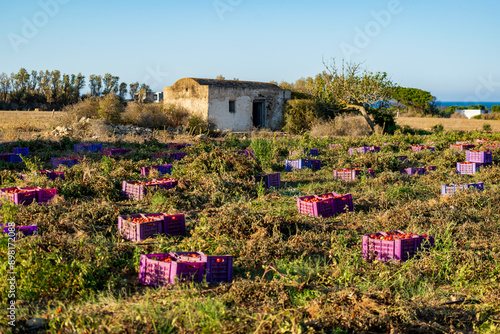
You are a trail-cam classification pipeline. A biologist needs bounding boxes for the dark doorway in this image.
[252,101,265,128]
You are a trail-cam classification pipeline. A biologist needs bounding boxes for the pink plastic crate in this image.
[118,213,165,242]
[331,193,354,214]
[0,187,39,205]
[38,189,57,203]
[362,231,434,263]
[139,253,206,286]
[297,195,335,217]
[466,150,493,163]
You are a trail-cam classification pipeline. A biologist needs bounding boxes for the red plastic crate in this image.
[164,214,186,236]
[466,150,493,163]
[362,231,434,263]
[118,213,165,242]
[139,253,206,286]
[37,189,57,203]
[0,187,39,205]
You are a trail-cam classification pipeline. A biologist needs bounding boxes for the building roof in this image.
[185,78,282,90]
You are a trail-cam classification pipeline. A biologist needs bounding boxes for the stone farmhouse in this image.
[163,78,291,131]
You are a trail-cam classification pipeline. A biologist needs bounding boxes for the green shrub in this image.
[283,99,320,134]
[97,93,123,124]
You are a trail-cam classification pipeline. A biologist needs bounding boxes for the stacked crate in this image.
[456,150,493,174]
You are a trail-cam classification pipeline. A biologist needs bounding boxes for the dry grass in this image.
[397,116,500,132]
[309,115,372,137]
[0,110,63,130]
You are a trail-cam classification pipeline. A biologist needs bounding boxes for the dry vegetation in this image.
[397,116,500,132]
[0,111,500,333]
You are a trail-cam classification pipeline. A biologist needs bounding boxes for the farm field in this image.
[1,132,500,333]
[397,116,500,132]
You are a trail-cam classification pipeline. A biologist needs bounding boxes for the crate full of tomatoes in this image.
[348,146,380,155]
[285,159,321,171]
[297,192,353,218]
[138,251,233,286]
[465,150,493,164]
[121,178,188,201]
[456,162,486,175]
[362,231,434,263]
[333,168,373,182]
[0,187,57,205]
[118,213,186,242]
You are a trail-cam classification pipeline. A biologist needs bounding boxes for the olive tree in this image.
[322,59,394,132]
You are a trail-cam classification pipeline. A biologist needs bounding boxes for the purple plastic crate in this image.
[140,165,173,177]
[169,152,188,161]
[333,168,373,182]
[411,145,435,152]
[466,150,493,163]
[13,147,29,156]
[450,144,475,151]
[50,157,81,169]
[331,193,354,214]
[253,173,281,188]
[309,160,321,171]
[139,253,206,286]
[0,187,39,205]
[38,189,57,203]
[74,144,92,152]
[297,195,335,217]
[441,182,484,196]
[349,146,380,155]
[457,162,483,175]
[1,223,38,237]
[121,179,180,200]
[0,153,22,163]
[285,159,309,171]
[297,192,352,217]
[172,252,234,284]
[102,148,132,157]
[164,214,186,236]
[118,213,165,242]
[362,231,434,263]
[401,167,425,176]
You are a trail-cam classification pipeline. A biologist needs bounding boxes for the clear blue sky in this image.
[1,0,500,102]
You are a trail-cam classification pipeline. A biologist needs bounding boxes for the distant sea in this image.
[436,101,500,109]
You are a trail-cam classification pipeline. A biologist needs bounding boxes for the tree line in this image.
[0,68,153,110]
